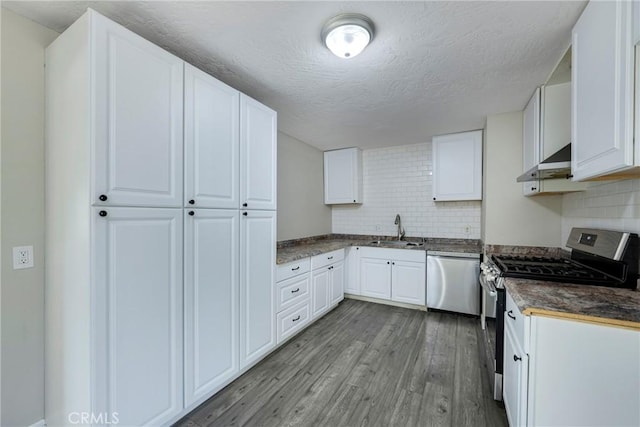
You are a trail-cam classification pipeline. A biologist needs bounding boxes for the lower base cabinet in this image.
[359,247,426,306]
[504,289,640,426]
[311,250,345,320]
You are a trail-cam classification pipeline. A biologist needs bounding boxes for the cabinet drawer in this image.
[276,258,310,282]
[276,300,310,344]
[506,290,527,350]
[310,249,345,270]
[276,274,310,313]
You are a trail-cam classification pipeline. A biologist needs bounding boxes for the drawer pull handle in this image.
[507,310,516,320]
[328,266,333,270]
[327,256,334,260]
[291,266,300,271]
[291,288,300,293]
[513,354,522,362]
[292,315,301,322]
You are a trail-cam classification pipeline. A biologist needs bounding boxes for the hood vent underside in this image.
[516,143,572,182]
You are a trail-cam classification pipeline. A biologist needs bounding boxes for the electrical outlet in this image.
[13,245,34,270]
[464,225,471,235]
[375,225,382,231]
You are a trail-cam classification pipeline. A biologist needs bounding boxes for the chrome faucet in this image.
[394,214,405,241]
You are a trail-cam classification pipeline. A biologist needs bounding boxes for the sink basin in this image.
[368,240,424,247]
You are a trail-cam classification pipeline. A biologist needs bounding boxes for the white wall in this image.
[277,132,332,241]
[561,179,640,244]
[482,112,563,247]
[1,8,58,427]
[332,143,482,239]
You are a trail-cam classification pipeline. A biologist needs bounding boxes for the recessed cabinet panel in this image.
[311,268,330,318]
[240,210,276,368]
[184,64,240,209]
[572,0,635,180]
[324,148,363,204]
[240,95,277,210]
[93,207,183,426]
[184,209,239,406]
[360,257,392,299]
[390,260,425,305]
[330,261,345,305]
[432,130,482,201]
[92,15,184,207]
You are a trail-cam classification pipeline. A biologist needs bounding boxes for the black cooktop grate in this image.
[491,255,621,286]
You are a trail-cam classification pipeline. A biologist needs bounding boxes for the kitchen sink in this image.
[368,240,424,247]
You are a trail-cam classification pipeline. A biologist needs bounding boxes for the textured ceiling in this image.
[3,1,586,151]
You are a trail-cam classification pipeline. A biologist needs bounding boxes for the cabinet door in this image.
[239,210,276,368]
[92,13,184,207]
[330,261,345,305]
[391,260,425,306]
[503,323,528,427]
[432,130,483,201]
[324,148,362,204]
[345,247,361,295]
[93,207,183,426]
[572,0,635,180]
[360,257,392,299]
[184,64,240,209]
[184,209,239,406]
[240,95,277,210]
[311,268,330,319]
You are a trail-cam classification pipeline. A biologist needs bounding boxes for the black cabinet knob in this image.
[242,203,248,207]
[433,197,436,201]
[188,211,194,216]
[99,210,107,217]
[243,212,248,216]
[513,355,522,362]
[99,194,108,201]
[387,261,390,264]
[531,187,537,191]
[353,199,356,202]
[188,199,195,205]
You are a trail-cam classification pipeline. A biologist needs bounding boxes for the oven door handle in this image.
[479,274,497,297]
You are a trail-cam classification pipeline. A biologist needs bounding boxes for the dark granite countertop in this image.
[276,234,482,265]
[504,278,640,330]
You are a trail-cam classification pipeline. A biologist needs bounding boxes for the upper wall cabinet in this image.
[91,11,184,207]
[324,147,363,204]
[240,95,277,211]
[184,64,240,209]
[572,0,637,180]
[432,130,482,201]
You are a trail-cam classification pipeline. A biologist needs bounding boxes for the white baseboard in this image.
[29,420,46,427]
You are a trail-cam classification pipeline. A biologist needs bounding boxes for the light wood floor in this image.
[176,299,507,427]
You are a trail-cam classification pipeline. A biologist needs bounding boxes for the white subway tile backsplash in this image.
[332,142,482,239]
[561,178,640,244]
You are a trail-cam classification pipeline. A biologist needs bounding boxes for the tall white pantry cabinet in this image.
[45,9,277,427]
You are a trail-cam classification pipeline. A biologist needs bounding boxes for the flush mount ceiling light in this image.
[321,13,375,59]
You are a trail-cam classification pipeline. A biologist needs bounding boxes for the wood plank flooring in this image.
[176,299,507,427]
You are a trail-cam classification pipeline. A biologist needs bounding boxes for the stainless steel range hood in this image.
[516,143,572,182]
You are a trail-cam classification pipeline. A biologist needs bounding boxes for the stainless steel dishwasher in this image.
[426,251,480,315]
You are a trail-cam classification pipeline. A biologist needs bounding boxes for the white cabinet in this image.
[323,148,363,204]
[359,248,426,306]
[275,259,311,344]
[93,207,183,426]
[523,88,541,174]
[503,288,640,427]
[503,322,528,427]
[184,64,240,209]
[390,260,425,306]
[46,9,186,426]
[91,11,184,208]
[360,257,392,299]
[184,209,239,406]
[432,130,483,201]
[240,95,277,210]
[310,250,345,319]
[239,210,276,368]
[572,0,637,180]
[345,246,361,295]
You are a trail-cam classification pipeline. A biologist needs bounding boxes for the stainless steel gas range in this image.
[478,227,639,401]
